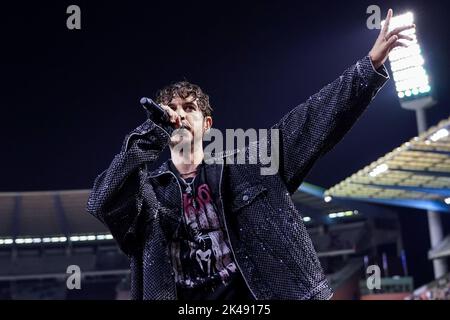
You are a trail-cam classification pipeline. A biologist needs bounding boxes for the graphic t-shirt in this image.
[168,161,254,300]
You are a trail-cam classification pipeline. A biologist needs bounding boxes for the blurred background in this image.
[0,0,449,299]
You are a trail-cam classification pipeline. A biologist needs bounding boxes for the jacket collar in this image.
[148,161,171,178]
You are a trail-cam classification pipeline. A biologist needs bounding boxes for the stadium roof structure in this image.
[0,189,107,241]
[324,116,450,213]
[293,183,363,225]
[293,183,401,225]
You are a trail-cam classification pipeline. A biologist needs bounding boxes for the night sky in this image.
[1,1,449,287]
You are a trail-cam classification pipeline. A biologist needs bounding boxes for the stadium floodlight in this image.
[96,234,112,240]
[382,12,435,110]
[0,239,14,245]
[324,196,332,203]
[302,217,311,222]
[328,210,358,220]
[445,198,450,205]
[0,233,115,246]
[429,128,449,142]
[369,163,389,177]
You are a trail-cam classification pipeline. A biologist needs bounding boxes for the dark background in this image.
[0,0,449,287]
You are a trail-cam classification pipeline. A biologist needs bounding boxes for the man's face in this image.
[167,95,212,148]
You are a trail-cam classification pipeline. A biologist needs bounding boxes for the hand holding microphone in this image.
[140,97,182,129]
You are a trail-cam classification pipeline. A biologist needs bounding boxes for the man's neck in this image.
[170,148,204,179]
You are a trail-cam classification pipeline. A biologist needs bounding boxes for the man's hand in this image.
[160,104,182,128]
[369,8,415,69]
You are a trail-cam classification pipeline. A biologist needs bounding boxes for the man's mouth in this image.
[172,123,193,138]
[180,123,191,131]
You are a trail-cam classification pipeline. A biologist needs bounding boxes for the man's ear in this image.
[204,116,213,132]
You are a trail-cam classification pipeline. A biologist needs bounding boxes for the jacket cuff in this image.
[307,278,334,300]
[356,55,390,99]
[122,119,171,153]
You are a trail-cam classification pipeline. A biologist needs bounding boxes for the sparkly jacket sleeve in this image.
[86,120,170,256]
[273,55,389,193]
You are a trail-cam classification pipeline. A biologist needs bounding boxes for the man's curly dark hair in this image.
[155,81,213,118]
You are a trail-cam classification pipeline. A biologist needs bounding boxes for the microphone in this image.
[140,97,169,123]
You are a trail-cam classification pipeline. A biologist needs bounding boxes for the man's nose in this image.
[176,108,186,119]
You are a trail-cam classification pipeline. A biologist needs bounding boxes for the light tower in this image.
[383,11,447,279]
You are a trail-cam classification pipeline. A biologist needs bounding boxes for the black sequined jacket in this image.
[87,56,389,300]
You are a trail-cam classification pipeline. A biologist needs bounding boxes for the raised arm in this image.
[272,8,414,193]
[272,56,388,193]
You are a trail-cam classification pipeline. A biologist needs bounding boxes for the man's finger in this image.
[392,41,409,49]
[169,112,179,124]
[386,24,415,39]
[381,8,393,35]
[171,115,182,128]
[396,33,414,41]
[386,35,399,47]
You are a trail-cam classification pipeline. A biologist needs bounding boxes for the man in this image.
[87,9,414,300]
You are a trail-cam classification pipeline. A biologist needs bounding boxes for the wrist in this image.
[369,52,384,70]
